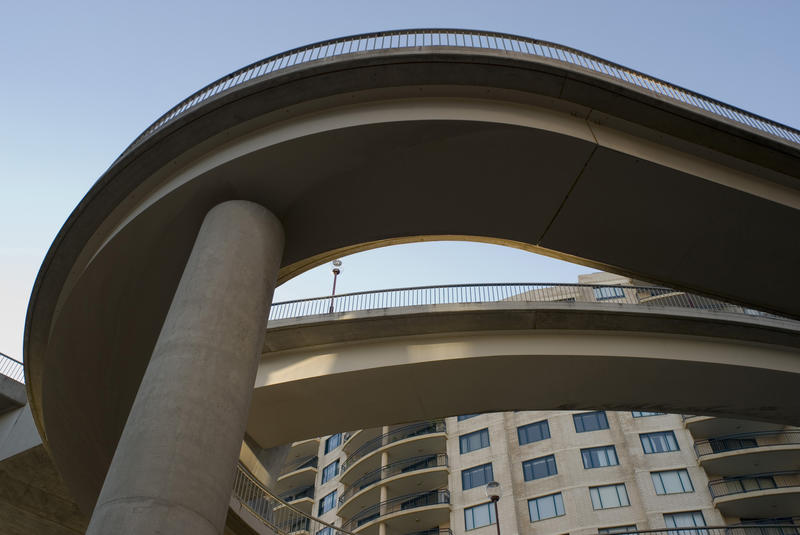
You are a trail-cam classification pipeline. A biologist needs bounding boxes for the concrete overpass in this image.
[22,30,800,535]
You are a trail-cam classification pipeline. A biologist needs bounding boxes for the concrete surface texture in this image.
[16,33,800,531]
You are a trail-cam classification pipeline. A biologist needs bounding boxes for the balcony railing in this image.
[341,489,450,532]
[281,455,318,475]
[279,485,315,504]
[341,421,446,474]
[0,352,24,384]
[339,454,448,506]
[232,462,356,535]
[695,431,800,458]
[120,29,800,162]
[709,471,800,499]
[404,529,453,535]
[596,527,800,535]
[268,283,786,322]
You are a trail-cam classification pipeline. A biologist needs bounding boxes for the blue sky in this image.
[1,1,798,358]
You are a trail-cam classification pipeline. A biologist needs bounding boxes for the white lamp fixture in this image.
[485,480,501,502]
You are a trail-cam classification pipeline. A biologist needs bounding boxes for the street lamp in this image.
[328,259,342,313]
[485,480,501,535]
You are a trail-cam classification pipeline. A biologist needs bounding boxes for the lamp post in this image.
[328,259,342,313]
[485,480,501,535]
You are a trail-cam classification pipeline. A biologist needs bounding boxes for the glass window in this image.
[462,463,494,490]
[523,454,557,481]
[590,483,630,509]
[518,420,550,445]
[641,431,679,453]
[709,437,758,453]
[581,445,619,469]
[528,493,565,522]
[652,469,694,494]
[324,433,342,454]
[632,411,665,417]
[458,414,479,421]
[465,502,496,530]
[599,526,638,535]
[593,286,625,300]
[573,411,609,433]
[317,528,332,535]
[460,428,490,453]
[664,511,707,535]
[318,490,337,515]
[321,460,339,484]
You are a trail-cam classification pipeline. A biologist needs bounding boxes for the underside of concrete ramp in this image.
[22,32,800,514]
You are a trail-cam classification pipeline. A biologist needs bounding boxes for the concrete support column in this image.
[86,200,284,535]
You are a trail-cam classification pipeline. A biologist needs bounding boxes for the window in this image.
[321,460,339,484]
[664,511,706,535]
[573,411,609,433]
[523,455,557,481]
[599,526,638,535]
[460,428,490,453]
[641,431,679,453]
[593,286,625,300]
[528,493,565,522]
[652,469,694,495]
[324,433,342,454]
[581,445,619,469]
[632,411,665,417]
[590,483,630,509]
[709,437,758,453]
[318,490,337,515]
[458,414,479,421]
[317,528,332,535]
[465,502,496,530]
[462,463,493,490]
[518,420,550,445]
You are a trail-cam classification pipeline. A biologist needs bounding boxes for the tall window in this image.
[465,502,496,530]
[325,433,342,454]
[593,286,625,300]
[528,493,565,522]
[517,420,550,445]
[460,428,490,453]
[321,460,339,484]
[581,445,619,469]
[664,511,706,535]
[573,411,609,432]
[462,463,494,490]
[522,455,557,481]
[641,431,679,453]
[318,490,337,515]
[652,469,694,494]
[458,414,479,421]
[317,528,333,535]
[632,411,665,418]
[590,483,630,510]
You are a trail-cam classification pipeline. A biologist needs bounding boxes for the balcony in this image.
[343,428,382,455]
[338,454,448,518]
[341,490,450,535]
[695,431,800,475]
[276,485,315,515]
[277,455,318,491]
[709,471,800,517]
[289,438,321,461]
[340,422,446,483]
[683,416,784,439]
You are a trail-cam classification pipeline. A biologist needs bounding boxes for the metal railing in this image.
[709,471,800,499]
[341,421,446,474]
[278,485,315,504]
[280,455,318,476]
[268,283,785,322]
[341,489,450,532]
[232,462,357,535]
[121,29,800,161]
[695,430,800,458]
[597,528,800,535]
[405,529,453,535]
[0,352,24,384]
[339,454,448,506]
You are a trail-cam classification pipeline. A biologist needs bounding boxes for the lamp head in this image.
[485,480,501,501]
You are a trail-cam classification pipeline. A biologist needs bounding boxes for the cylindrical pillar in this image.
[86,200,284,535]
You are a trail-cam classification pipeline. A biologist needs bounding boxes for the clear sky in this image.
[1,1,798,359]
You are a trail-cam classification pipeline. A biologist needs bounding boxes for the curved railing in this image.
[232,462,356,535]
[339,454,448,506]
[341,421,446,474]
[595,528,800,535]
[0,352,24,384]
[709,470,800,499]
[268,283,787,322]
[121,29,800,160]
[695,430,800,458]
[341,489,450,532]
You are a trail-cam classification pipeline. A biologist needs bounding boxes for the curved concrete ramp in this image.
[249,303,800,448]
